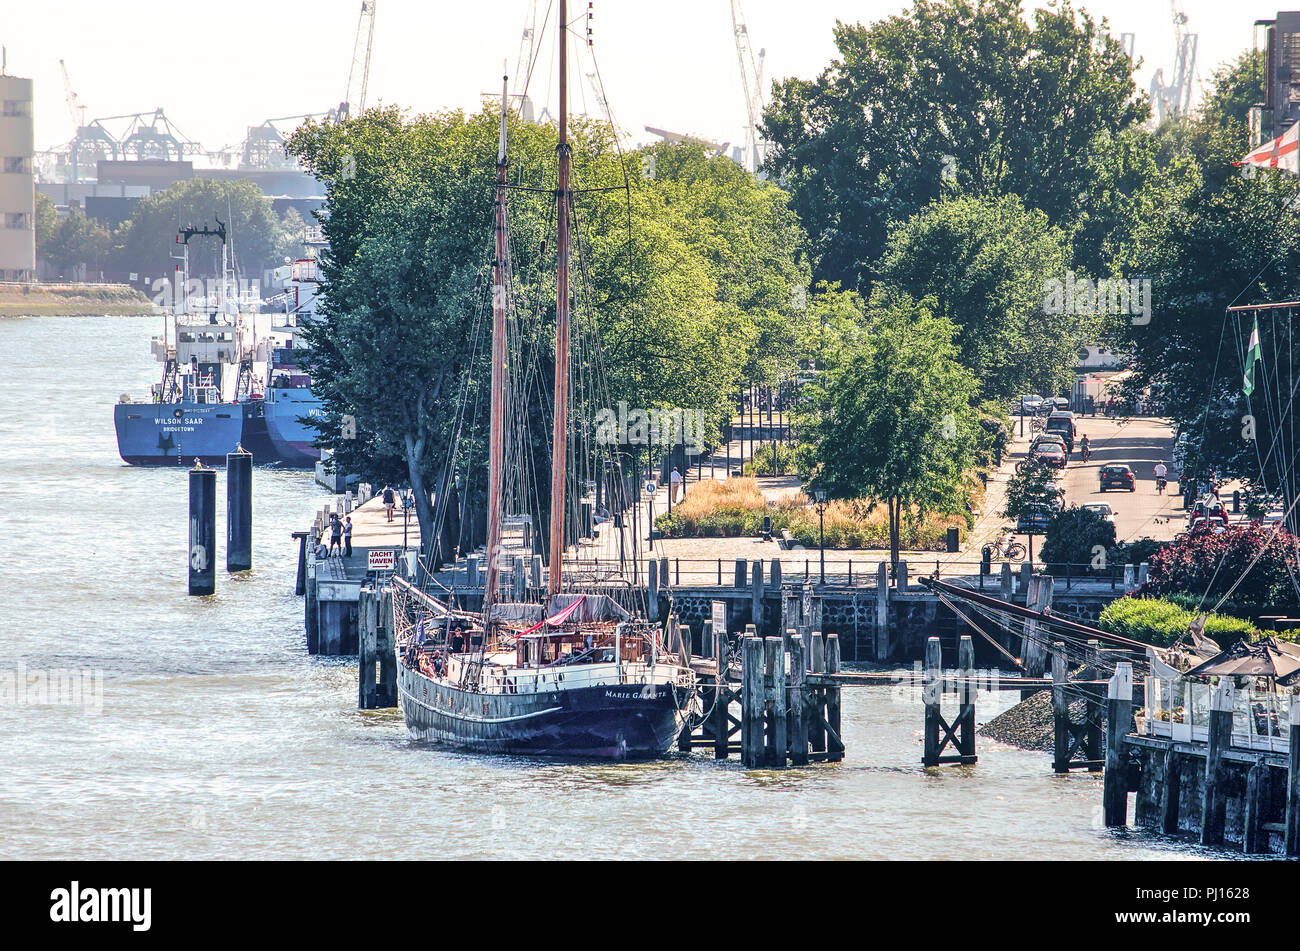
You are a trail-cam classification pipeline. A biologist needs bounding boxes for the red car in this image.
[1099,464,1135,492]
[1031,444,1066,469]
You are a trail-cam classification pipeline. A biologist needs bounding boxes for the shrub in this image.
[1040,506,1116,573]
[1098,595,1262,649]
[743,442,801,476]
[1141,524,1300,617]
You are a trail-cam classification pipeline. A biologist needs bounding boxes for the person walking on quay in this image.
[328,513,343,557]
[670,466,683,503]
[343,516,353,558]
[382,484,396,522]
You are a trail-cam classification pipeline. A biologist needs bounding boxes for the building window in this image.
[3,212,31,230]
[3,156,30,174]
[1,100,32,117]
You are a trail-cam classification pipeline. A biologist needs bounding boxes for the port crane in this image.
[1150,1,1199,123]
[730,0,767,173]
[338,0,377,119]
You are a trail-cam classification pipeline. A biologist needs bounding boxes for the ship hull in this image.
[397,661,690,759]
[264,387,321,467]
[113,401,245,466]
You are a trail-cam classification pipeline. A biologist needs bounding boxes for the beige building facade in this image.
[0,74,35,282]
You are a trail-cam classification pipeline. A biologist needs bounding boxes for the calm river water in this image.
[0,315,1209,860]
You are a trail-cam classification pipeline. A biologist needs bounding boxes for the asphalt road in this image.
[1047,414,1181,542]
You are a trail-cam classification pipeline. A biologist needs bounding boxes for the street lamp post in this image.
[814,488,828,585]
[1019,395,1024,437]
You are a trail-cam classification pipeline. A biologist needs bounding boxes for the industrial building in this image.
[0,71,35,282]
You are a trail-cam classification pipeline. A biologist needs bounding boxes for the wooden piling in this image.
[647,559,660,620]
[1051,643,1069,774]
[751,560,764,629]
[765,637,786,767]
[1243,757,1267,855]
[956,635,976,761]
[826,633,843,762]
[734,558,746,588]
[741,637,764,768]
[713,626,730,761]
[1200,679,1233,846]
[1286,699,1300,857]
[787,637,808,766]
[809,631,826,754]
[1102,663,1132,827]
[1159,748,1182,835]
[923,637,942,767]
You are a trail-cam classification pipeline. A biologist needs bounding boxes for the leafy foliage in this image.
[762,0,1145,290]
[876,194,1080,401]
[1098,596,1261,649]
[804,289,978,566]
[1040,506,1116,572]
[1139,525,1300,617]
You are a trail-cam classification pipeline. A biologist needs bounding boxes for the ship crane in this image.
[730,0,767,174]
[59,59,86,131]
[512,0,539,121]
[338,0,377,119]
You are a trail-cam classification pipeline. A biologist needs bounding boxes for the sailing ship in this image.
[393,4,694,758]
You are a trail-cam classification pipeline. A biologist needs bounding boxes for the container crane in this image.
[338,0,377,119]
[1151,1,1198,123]
[730,0,767,174]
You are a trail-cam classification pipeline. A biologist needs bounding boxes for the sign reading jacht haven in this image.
[367,549,396,572]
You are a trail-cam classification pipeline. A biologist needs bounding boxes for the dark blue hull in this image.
[264,386,321,467]
[398,662,690,759]
[114,401,246,466]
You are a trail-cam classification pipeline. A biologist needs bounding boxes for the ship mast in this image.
[483,71,510,620]
[548,0,571,597]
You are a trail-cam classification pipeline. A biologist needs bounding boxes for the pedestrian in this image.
[669,467,683,502]
[343,516,353,557]
[382,484,396,522]
[328,513,342,556]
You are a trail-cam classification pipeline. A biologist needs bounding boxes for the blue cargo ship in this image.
[262,252,324,468]
[115,221,278,466]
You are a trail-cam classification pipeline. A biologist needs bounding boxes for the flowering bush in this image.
[1139,524,1300,617]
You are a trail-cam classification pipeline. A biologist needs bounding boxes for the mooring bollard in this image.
[226,448,252,572]
[826,632,844,762]
[188,462,216,596]
[787,637,808,766]
[764,637,786,767]
[741,636,765,767]
[1102,662,1133,827]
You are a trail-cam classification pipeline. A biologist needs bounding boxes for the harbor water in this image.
[0,315,1210,860]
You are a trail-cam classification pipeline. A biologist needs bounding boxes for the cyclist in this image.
[1079,434,1091,461]
[1154,460,1168,494]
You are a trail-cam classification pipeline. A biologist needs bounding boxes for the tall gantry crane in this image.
[1151,1,1199,123]
[338,0,377,119]
[730,0,767,174]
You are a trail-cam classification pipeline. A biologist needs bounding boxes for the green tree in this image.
[113,178,287,285]
[33,190,59,264]
[805,289,978,568]
[1040,506,1116,573]
[762,0,1145,289]
[43,206,112,280]
[876,194,1079,402]
[1001,462,1060,522]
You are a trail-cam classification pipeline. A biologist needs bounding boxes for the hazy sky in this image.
[0,0,1288,156]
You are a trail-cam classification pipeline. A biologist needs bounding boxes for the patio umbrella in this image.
[1185,636,1300,682]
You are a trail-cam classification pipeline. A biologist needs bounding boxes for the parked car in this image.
[1044,415,1074,453]
[1031,433,1067,452]
[1081,502,1116,524]
[1016,505,1053,534]
[1031,443,1067,469]
[1016,395,1046,414]
[1099,464,1135,492]
[1049,396,1071,412]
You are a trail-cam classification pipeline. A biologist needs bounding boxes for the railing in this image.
[1143,674,1294,754]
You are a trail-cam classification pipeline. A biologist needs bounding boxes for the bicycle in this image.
[989,533,1027,561]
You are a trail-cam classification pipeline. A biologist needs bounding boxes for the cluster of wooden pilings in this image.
[681,624,845,767]
[921,635,977,766]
